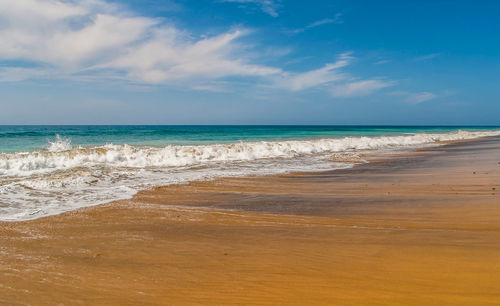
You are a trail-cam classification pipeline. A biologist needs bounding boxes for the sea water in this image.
[1,125,499,221]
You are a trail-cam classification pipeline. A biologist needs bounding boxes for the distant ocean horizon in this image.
[1,125,500,221]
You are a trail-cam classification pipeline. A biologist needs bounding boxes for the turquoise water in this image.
[1,125,500,221]
[1,125,499,153]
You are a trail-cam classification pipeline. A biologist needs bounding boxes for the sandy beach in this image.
[1,136,500,305]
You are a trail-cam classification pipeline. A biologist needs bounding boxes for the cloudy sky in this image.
[0,0,499,124]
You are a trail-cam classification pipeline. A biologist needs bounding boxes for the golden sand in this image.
[1,138,500,305]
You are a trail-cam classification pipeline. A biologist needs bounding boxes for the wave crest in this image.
[1,129,499,221]
[47,134,72,152]
[1,129,499,176]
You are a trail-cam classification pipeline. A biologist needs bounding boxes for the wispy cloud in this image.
[0,0,395,100]
[98,29,281,83]
[221,0,280,17]
[389,91,437,104]
[191,82,231,93]
[331,80,394,97]
[413,53,440,61]
[276,53,352,91]
[405,92,437,103]
[292,13,342,34]
[0,67,54,82]
[374,59,391,65]
[275,53,394,97]
[0,0,281,84]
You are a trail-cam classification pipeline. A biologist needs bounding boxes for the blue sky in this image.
[0,0,499,125]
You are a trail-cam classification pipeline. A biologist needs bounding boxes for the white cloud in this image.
[276,53,352,91]
[0,0,280,83]
[191,82,230,93]
[221,0,280,17]
[308,16,341,27]
[389,91,437,104]
[374,59,391,65]
[0,0,87,22]
[331,80,394,97]
[100,29,281,83]
[275,53,393,97]
[0,0,395,100]
[405,92,437,104]
[292,13,342,34]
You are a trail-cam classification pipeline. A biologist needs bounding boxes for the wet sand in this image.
[1,137,500,305]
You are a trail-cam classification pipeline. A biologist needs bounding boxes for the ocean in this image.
[1,125,499,221]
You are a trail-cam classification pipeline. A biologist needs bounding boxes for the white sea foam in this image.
[2,129,498,176]
[46,134,72,152]
[0,130,499,221]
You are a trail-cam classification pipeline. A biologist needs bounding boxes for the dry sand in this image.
[1,137,500,305]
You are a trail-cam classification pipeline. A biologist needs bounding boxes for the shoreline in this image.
[1,136,500,304]
[2,134,498,223]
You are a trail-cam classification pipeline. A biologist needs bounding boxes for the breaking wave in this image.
[1,129,499,221]
[46,134,72,153]
[2,129,499,176]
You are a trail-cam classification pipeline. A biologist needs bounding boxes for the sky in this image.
[0,0,499,125]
